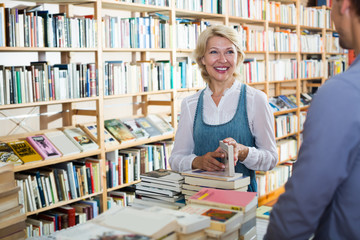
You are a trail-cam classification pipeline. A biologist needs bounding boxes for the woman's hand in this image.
[192,150,226,171]
[222,137,249,164]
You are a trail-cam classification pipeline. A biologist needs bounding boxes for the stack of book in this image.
[185,188,258,240]
[0,163,26,240]
[256,205,272,240]
[132,169,186,210]
[181,169,250,199]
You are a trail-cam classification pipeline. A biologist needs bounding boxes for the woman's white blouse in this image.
[169,81,278,172]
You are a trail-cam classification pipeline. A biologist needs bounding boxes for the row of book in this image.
[103,57,205,96]
[268,59,298,82]
[176,19,210,49]
[257,160,294,197]
[277,138,298,163]
[275,113,298,138]
[1,6,97,48]
[118,0,170,7]
[102,15,169,49]
[269,93,313,112]
[230,0,266,20]
[0,62,97,106]
[0,127,99,165]
[105,141,174,187]
[0,163,27,240]
[326,56,347,78]
[267,2,297,24]
[176,0,224,14]
[15,158,102,213]
[300,5,331,29]
[25,200,99,238]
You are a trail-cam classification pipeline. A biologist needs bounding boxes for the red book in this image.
[56,205,76,227]
[38,213,57,231]
[85,162,94,193]
[26,135,62,160]
[187,188,258,213]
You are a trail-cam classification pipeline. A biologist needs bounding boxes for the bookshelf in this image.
[0,0,347,233]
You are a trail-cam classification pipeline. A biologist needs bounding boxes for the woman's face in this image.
[201,36,238,84]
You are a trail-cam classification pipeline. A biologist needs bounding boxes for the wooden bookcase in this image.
[0,0,346,226]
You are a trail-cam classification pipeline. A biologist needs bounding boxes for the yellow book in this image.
[8,140,42,164]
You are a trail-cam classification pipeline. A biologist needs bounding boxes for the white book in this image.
[63,127,99,152]
[92,206,178,239]
[44,130,81,156]
[144,206,211,234]
[146,114,174,135]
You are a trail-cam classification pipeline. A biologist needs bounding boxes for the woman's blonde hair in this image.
[193,25,245,84]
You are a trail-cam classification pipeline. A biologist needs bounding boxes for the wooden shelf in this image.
[0,97,100,110]
[0,47,98,52]
[102,0,171,12]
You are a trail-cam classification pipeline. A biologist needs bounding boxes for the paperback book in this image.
[44,131,81,156]
[63,127,99,152]
[122,118,150,140]
[26,135,62,160]
[80,122,120,148]
[0,142,23,165]
[135,117,162,137]
[104,119,137,144]
[8,140,43,164]
[146,114,174,135]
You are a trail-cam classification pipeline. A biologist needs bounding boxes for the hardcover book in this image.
[80,122,120,148]
[8,140,43,164]
[140,169,184,184]
[135,117,162,137]
[104,119,137,144]
[188,188,258,213]
[180,204,243,232]
[184,175,250,190]
[144,206,211,234]
[181,141,235,180]
[0,142,23,165]
[146,114,174,135]
[122,118,150,140]
[44,131,81,156]
[91,206,178,239]
[26,135,62,160]
[63,127,99,152]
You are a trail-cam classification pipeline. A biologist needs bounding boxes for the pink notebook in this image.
[26,135,62,160]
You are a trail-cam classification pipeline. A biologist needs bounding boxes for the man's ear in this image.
[340,0,351,15]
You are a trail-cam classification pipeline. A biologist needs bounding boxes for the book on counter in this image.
[184,174,250,190]
[92,206,178,239]
[26,135,62,160]
[0,143,23,165]
[80,122,120,148]
[143,206,211,234]
[187,188,258,213]
[44,131,81,156]
[7,140,43,164]
[140,168,184,184]
[104,118,137,144]
[180,204,243,233]
[63,127,99,152]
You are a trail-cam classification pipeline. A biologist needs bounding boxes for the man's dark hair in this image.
[351,0,360,17]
